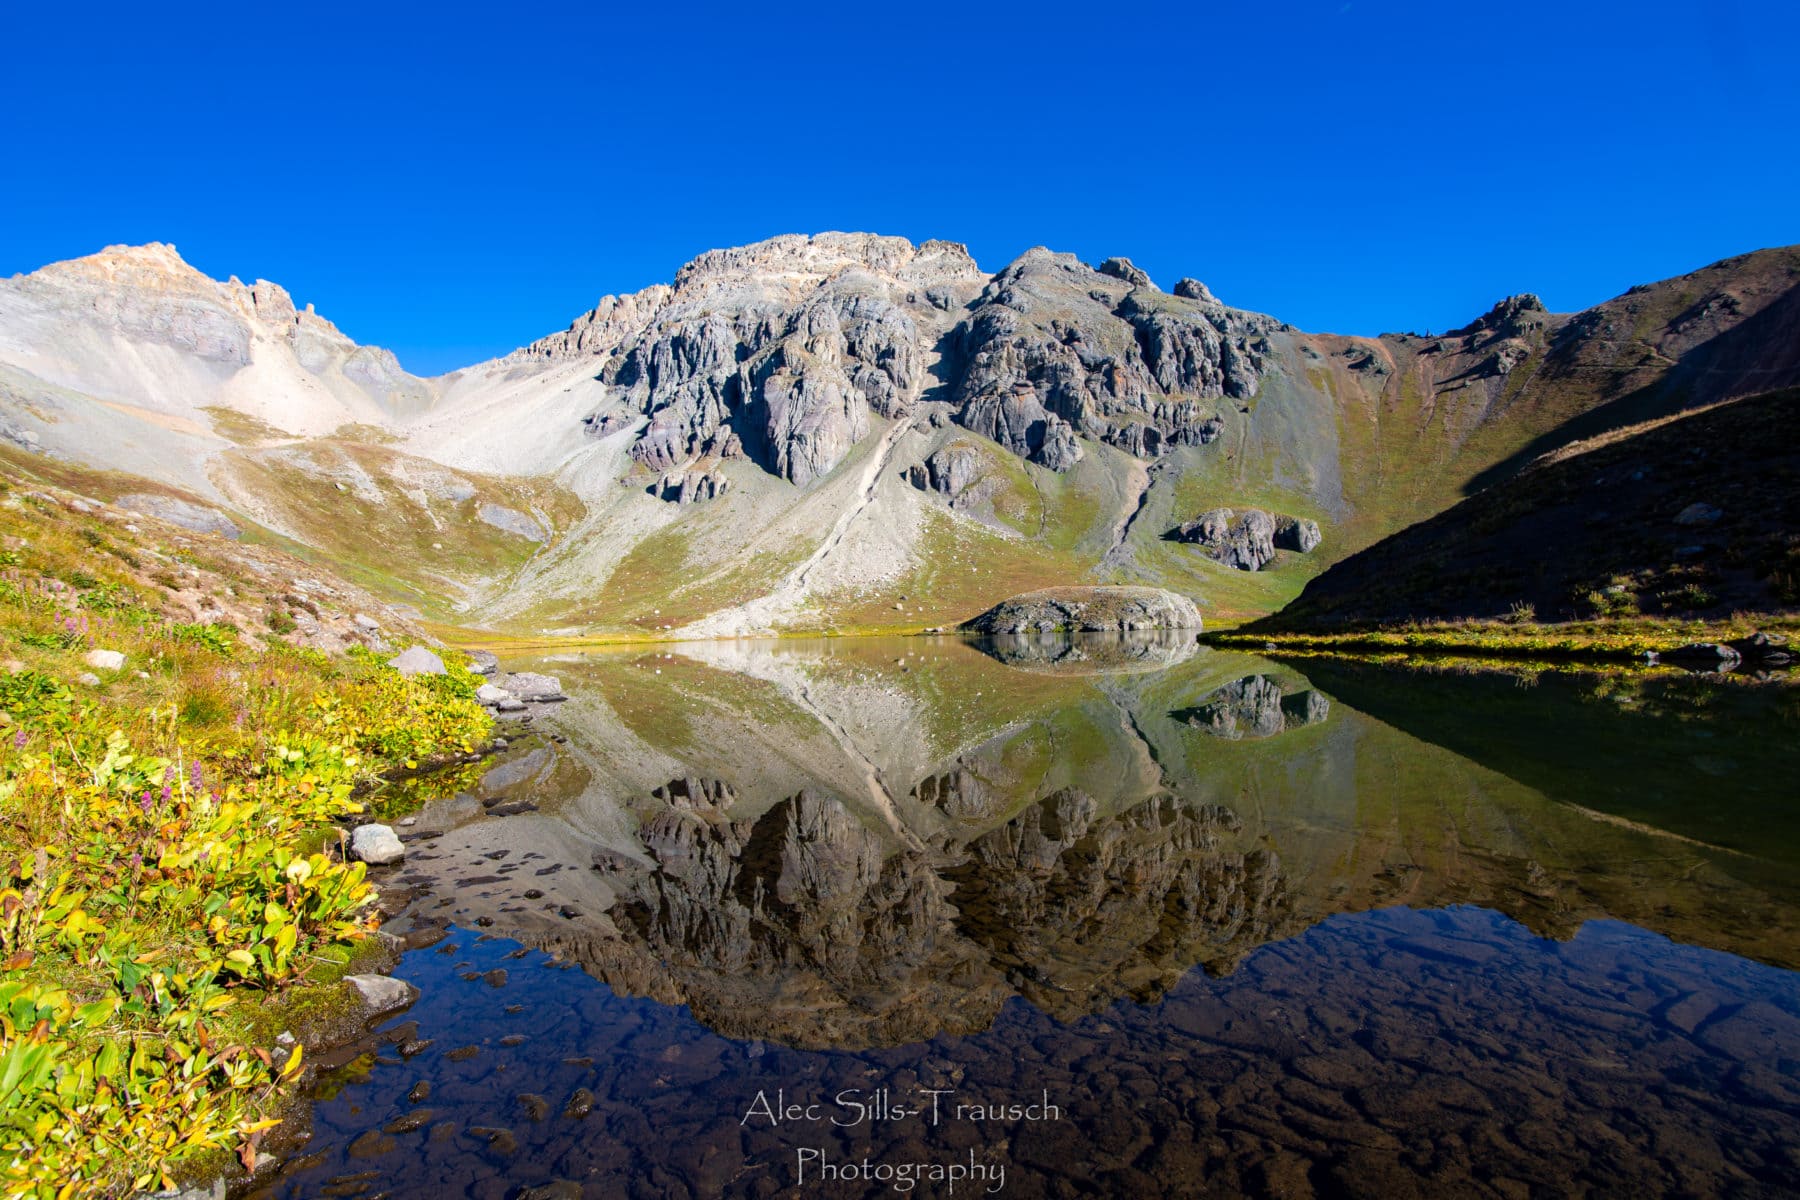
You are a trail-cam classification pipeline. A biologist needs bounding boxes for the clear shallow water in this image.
[258,637,1800,1199]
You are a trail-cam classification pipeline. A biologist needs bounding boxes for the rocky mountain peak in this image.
[1451,292,1553,338]
[671,232,983,294]
[27,241,218,298]
[1097,256,1156,289]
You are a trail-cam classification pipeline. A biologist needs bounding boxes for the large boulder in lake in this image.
[962,586,1203,635]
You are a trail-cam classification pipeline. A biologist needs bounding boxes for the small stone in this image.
[475,683,512,705]
[383,1109,434,1134]
[76,672,101,687]
[446,1045,480,1062]
[1674,502,1723,526]
[467,1125,517,1154]
[347,1130,396,1158]
[387,646,446,676]
[562,1088,595,1120]
[517,1092,550,1121]
[408,1080,432,1103]
[83,649,126,671]
[515,1184,582,1200]
[349,824,405,865]
[1663,642,1742,670]
[345,974,418,1017]
[352,613,381,632]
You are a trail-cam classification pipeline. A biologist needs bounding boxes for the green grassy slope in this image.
[1265,389,1800,628]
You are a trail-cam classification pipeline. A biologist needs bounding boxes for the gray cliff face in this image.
[533,234,986,487]
[509,233,1288,490]
[952,248,1279,467]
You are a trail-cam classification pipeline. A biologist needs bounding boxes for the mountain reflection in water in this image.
[261,635,1800,1199]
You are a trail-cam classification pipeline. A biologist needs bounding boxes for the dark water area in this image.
[258,636,1800,1199]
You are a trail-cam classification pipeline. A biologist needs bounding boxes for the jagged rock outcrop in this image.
[964,586,1203,634]
[903,439,1016,522]
[1173,507,1321,570]
[1175,507,1276,570]
[1275,513,1322,552]
[907,441,984,497]
[651,470,729,504]
[951,248,1277,468]
[1173,675,1331,740]
[571,235,987,485]
[744,319,870,487]
[1097,257,1155,289]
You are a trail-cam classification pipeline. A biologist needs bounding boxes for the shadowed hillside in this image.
[1265,388,1800,627]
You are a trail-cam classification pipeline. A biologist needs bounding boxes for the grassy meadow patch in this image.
[0,476,491,1195]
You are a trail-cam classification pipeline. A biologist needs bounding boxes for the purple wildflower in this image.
[11,730,24,750]
[139,791,153,815]
[129,853,142,869]
[163,763,177,783]
[160,785,172,804]
[189,761,204,790]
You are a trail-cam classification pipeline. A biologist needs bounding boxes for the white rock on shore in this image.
[345,973,418,1017]
[349,823,405,865]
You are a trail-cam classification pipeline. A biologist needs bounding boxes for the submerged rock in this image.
[493,671,566,702]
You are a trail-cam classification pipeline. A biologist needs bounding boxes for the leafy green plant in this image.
[0,478,492,1194]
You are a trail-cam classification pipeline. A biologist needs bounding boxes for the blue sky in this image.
[3,1,1796,375]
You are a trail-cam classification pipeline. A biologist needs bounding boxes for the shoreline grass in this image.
[0,479,493,1196]
[1205,613,1800,666]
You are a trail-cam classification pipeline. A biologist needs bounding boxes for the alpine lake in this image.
[253,633,1800,1199]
